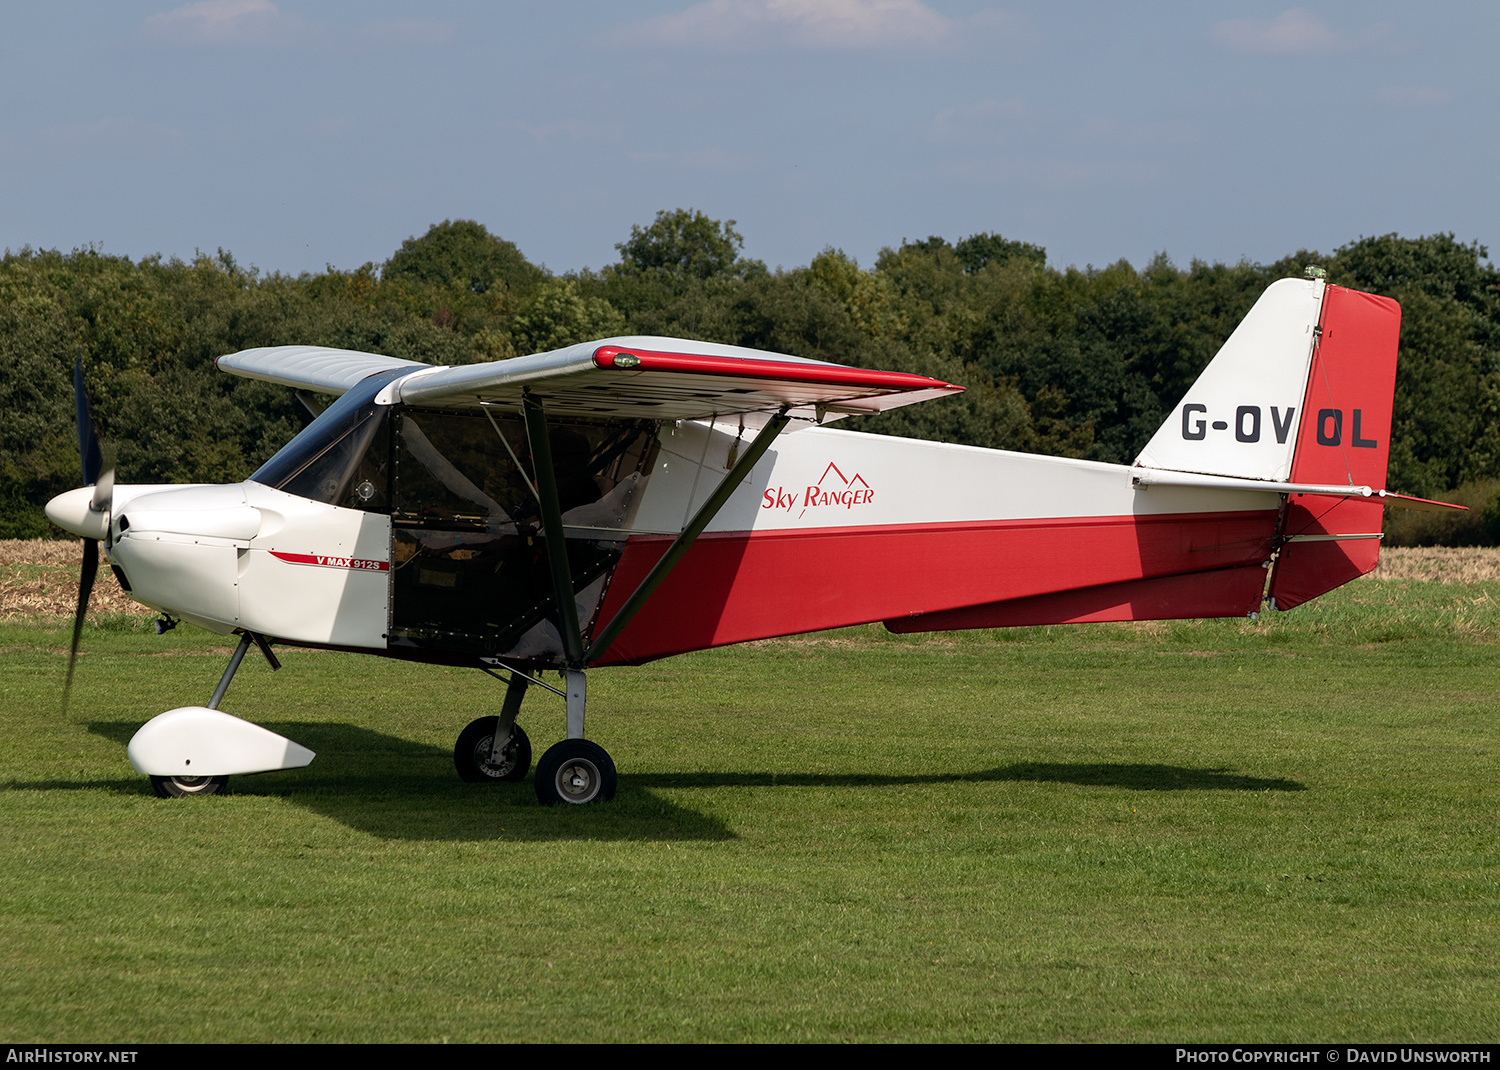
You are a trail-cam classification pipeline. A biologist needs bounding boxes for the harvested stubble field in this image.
[1,540,1497,1042]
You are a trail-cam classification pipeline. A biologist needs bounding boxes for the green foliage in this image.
[383,219,545,296]
[1382,478,1500,547]
[1331,232,1499,307]
[954,231,1047,275]
[615,208,758,280]
[0,242,526,532]
[512,278,627,354]
[1324,234,1500,497]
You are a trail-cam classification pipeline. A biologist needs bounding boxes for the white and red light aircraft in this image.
[46,274,1453,804]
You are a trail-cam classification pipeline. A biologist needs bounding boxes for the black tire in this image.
[454,718,532,783]
[150,774,228,798]
[534,739,616,806]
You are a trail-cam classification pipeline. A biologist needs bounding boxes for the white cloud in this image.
[1209,8,1387,55]
[609,0,1009,51]
[143,0,303,46]
[142,2,452,50]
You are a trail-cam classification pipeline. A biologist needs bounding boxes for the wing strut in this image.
[521,389,586,668]
[584,407,792,665]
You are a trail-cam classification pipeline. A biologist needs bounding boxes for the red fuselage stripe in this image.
[590,509,1280,664]
[269,551,389,572]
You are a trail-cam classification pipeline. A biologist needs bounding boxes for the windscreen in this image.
[249,368,406,508]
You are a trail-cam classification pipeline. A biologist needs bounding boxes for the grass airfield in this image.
[1,548,1498,1042]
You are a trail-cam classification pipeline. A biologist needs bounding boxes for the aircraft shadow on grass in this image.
[69,719,734,843]
[10,723,1303,842]
[634,764,1306,793]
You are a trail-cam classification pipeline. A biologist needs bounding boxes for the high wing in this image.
[217,335,963,423]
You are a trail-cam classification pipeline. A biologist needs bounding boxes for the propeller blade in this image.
[74,357,103,488]
[65,359,107,714]
[63,538,99,715]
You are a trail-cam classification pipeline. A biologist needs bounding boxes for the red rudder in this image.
[1268,285,1401,610]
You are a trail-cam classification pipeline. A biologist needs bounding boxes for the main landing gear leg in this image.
[454,671,533,783]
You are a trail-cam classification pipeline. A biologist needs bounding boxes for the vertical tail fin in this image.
[1134,278,1402,610]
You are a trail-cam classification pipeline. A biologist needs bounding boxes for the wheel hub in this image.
[558,760,598,801]
[474,734,518,778]
[533,738,615,806]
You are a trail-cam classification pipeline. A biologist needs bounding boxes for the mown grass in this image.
[1,580,1498,1042]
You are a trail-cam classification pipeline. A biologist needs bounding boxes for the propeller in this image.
[63,357,113,714]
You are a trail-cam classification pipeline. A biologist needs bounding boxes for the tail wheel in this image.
[150,774,228,798]
[534,739,616,806]
[454,718,532,783]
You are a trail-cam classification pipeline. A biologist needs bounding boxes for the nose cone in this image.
[45,487,107,540]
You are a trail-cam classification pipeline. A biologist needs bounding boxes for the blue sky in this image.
[2,1,1495,276]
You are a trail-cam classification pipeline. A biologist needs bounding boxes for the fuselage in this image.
[50,407,1284,667]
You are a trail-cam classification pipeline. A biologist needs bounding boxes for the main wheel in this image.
[454,718,532,783]
[534,739,616,806]
[150,774,228,798]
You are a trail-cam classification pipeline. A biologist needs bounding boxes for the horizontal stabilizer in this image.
[1133,469,1464,511]
[1379,492,1467,512]
[1133,468,1375,499]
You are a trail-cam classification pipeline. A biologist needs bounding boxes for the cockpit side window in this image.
[394,411,528,527]
[390,409,656,532]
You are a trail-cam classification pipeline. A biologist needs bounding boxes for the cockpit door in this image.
[387,408,657,663]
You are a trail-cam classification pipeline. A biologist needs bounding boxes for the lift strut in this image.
[584,407,792,664]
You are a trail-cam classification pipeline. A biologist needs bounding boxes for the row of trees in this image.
[2,213,1496,541]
